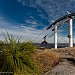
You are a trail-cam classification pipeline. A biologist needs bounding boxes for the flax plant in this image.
[0,33,41,75]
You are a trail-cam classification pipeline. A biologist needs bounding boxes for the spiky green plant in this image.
[0,33,41,75]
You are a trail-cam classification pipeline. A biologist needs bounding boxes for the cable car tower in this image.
[46,13,75,49]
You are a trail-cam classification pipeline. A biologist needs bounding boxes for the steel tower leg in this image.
[54,26,57,49]
[69,18,73,47]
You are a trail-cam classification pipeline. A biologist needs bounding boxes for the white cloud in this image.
[0,17,55,43]
[17,0,75,21]
[0,15,74,43]
[0,27,47,43]
[17,0,21,2]
[32,21,37,24]
[25,20,37,25]
[0,17,46,42]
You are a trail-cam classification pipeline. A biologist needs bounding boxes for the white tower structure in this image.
[69,18,73,47]
[54,25,57,49]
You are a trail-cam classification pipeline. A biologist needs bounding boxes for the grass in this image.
[0,33,41,75]
[34,49,60,73]
[0,32,61,75]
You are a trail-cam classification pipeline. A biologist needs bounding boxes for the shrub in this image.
[20,41,36,53]
[34,49,60,73]
[0,34,41,75]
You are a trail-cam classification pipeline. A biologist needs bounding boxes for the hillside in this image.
[42,47,75,75]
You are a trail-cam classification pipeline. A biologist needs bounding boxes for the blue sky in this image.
[0,0,75,43]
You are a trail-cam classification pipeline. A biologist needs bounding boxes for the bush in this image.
[0,34,41,75]
[20,41,36,53]
[34,50,60,73]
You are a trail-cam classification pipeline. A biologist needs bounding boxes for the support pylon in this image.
[69,18,73,47]
[54,26,57,49]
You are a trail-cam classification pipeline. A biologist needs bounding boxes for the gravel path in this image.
[44,59,75,75]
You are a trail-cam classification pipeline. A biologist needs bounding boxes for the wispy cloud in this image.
[0,16,48,42]
[25,20,37,25]
[0,0,75,43]
[0,18,73,43]
[17,0,75,21]
[0,14,74,43]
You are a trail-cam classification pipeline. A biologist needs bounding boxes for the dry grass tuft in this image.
[34,49,61,73]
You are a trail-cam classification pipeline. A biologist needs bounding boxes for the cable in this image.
[32,29,47,42]
[47,29,62,38]
[58,30,69,43]
[58,36,68,43]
